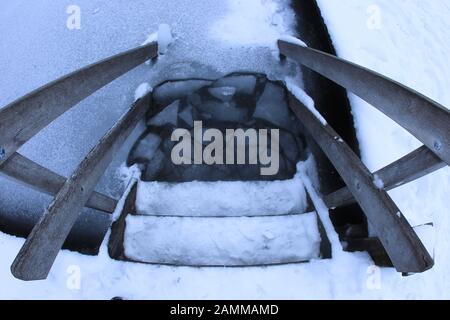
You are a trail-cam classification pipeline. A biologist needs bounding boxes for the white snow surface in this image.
[134,83,152,101]
[279,35,308,47]
[316,0,450,298]
[285,78,328,125]
[210,0,295,49]
[124,213,321,265]
[136,177,308,217]
[143,24,173,55]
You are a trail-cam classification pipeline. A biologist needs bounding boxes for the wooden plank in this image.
[325,145,445,209]
[287,92,433,273]
[0,42,158,166]
[108,182,138,260]
[10,93,160,281]
[0,152,117,213]
[278,40,450,166]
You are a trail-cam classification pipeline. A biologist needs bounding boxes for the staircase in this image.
[109,175,324,267]
[1,38,449,281]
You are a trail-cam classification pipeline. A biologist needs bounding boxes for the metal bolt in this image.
[0,147,5,161]
[434,141,442,151]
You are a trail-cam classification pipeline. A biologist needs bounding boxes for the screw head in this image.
[434,141,442,151]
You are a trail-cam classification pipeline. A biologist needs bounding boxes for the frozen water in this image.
[153,80,212,107]
[196,100,249,123]
[178,104,194,127]
[214,75,257,95]
[285,78,327,125]
[142,150,166,181]
[253,82,293,130]
[279,130,301,164]
[123,213,321,265]
[208,86,237,102]
[148,100,180,127]
[129,133,161,164]
[133,73,303,182]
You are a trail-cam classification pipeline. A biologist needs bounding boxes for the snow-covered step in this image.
[123,213,321,266]
[135,177,307,217]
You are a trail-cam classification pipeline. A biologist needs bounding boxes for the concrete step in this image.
[123,213,321,266]
[135,178,307,217]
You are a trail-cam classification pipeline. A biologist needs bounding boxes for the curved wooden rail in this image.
[287,92,433,273]
[0,152,117,213]
[278,39,450,166]
[325,145,445,209]
[0,42,158,167]
[11,93,160,281]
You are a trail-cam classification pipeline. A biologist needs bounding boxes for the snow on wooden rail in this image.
[278,39,450,167]
[287,92,433,273]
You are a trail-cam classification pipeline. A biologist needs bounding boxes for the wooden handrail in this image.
[287,92,433,273]
[0,152,117,213]
[10,93,162,281]
[0,42,158,167]
[278,39,450,166]
[324,145,445,209]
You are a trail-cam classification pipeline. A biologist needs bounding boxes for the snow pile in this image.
[143,24,174,55]
[279,35,308,47]
[124,213,321,266]
[285,78,328,125]
[136,177,308,217]
[134,83,152,101]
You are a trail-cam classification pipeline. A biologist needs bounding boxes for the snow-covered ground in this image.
[1,0,450,299]
[316,0,450,298]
